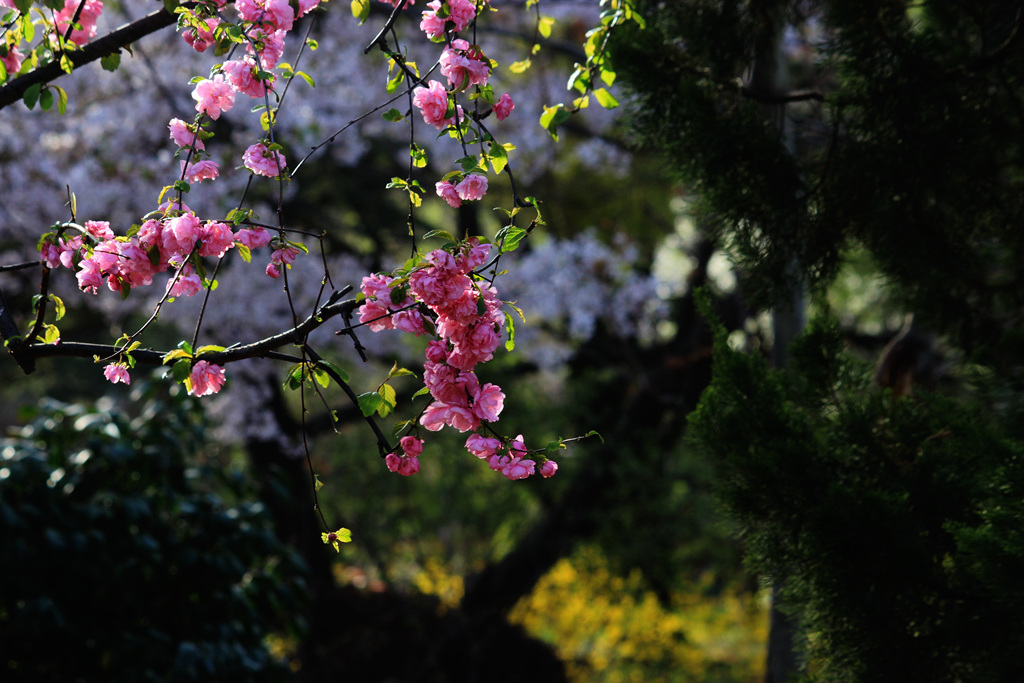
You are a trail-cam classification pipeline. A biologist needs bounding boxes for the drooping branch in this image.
[0,5,188,111]
[3,289,359,371]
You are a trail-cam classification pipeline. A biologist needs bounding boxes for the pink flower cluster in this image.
[435,174,488,208]
[54,0,103,46]
[420,0,480,39]
[243,142,287,177]
[386,436,423,477]
[189,360,227,396]
[40,215,275,298]
[439,39,490,90]
[360,238,554,479]
[465,433,558,481]
[413,80,461,130]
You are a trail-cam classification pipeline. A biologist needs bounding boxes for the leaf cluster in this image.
[0,389,306,682]
[689,310,1024,682]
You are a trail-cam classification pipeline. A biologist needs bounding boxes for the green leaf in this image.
[423,229,457,242]
[284,363,304,390]
[499,226,528,253]
[295,70,315,88]
[314,474,324,491]
[538,15,556,38]
[350,0,369,23]
[357,392,382,417]
[14,0,31,13]
[236,243,252,263]
[382,108,404,122]
[412,386,430,399]
[171,358,192,383]
[162,349,192,364]
[42,324,60,344]
[316,360,349,383]
[53,86,68,114]
[504,311,516,351]
[100,52,121,72]
[195,344,225,356]
[585,430,604,443]
[23,83,41,109]
[313,367,330,388]
[49,294,66,321]
[58,53,73,75]
[509,59,531,74]
[489,143,508,175]
[377,384,397,416]
[593,88,619,109]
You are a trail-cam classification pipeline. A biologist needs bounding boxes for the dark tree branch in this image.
[0,5,187,111]
[5,290,359,370]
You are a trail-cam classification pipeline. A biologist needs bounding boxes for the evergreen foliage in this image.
[610,1,1024,680]
[690,310,1024,682]
[0,388,306,682]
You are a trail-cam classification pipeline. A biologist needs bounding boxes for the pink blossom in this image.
[295,0,319,17]
[137,219,163,249]
[440,39,490,89]
[84,220,113,240]
[168,118,205,150]
[236,0,294,30]
[419,1,447,39]
[388,455,420,476]
[76,259,103,294]
[393,309,427,335]
[420,402,449,432]
[455,174,488,201]
[236,227,272,250]
[412,81,454,129]
[270,245,299,265]
[40,242,61,269]
[472,382,504,422]
[199,221,235,258]
[444,404,480,432]
[494,92,514,121]
[266,262,281,278]
[223,57,274,98]
[58,235,83,269]
[192,75,236,120]
[2,46,24,77]
[502,456,536,481]
[183,18,218,52]
[358,302,394,332]
[103,363,131,385]
[465,433,501,459]
[181,159,220,184]
[243,142,286,177]
[435,180,462,208]
[447,0,477,30]
[385,452,403,472]
[459,238,490,272]
[168,271,203,297]
[188,360,226,396]
[425,340,448,363]
[539,460,558,478]
[162,213,202,256]
[55,0,103,46]
[400,436,424,457]
[360,272,393,301]
[247,28,287,68]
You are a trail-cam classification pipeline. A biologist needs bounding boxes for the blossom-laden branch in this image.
[1,287,358,371]
[0,5,186,111]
